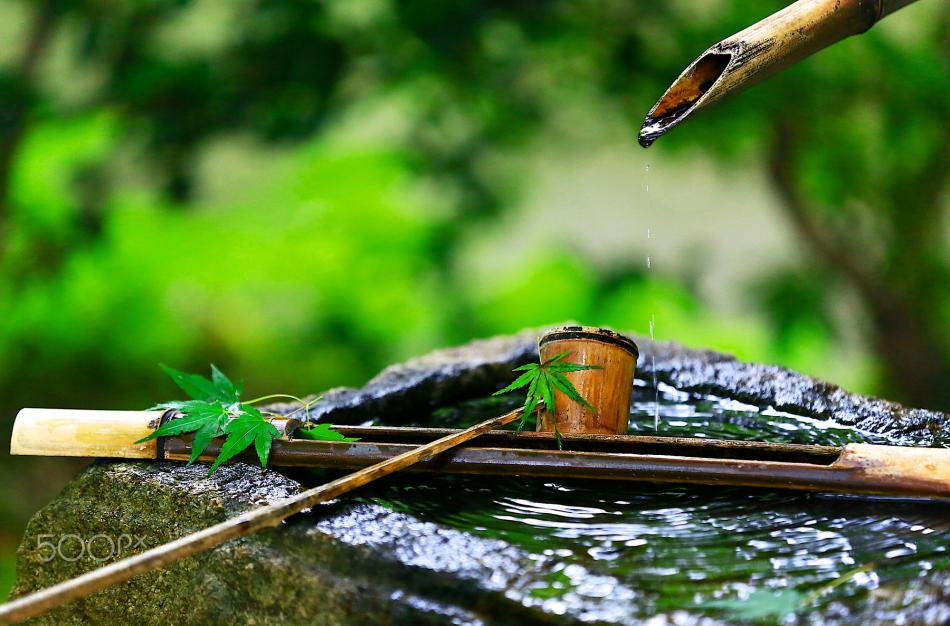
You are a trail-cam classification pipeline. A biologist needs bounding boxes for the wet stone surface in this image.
[12,330,950,625]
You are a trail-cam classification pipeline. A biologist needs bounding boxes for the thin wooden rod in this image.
[0,407,526,624]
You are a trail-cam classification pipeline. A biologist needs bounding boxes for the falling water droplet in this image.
[650,322,659,430]
[647,227,652,239]
[645,164,650,172]
[646,255,652,269]
[652,355,659,431]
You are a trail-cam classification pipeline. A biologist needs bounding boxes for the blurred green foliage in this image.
[0,0,946,600]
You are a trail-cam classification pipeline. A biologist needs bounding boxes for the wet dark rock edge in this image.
[12,328,949,625]
[291,328,949,444]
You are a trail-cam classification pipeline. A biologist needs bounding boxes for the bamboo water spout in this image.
[639,0,922,147]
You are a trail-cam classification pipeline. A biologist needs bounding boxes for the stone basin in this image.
[11,331,950,625]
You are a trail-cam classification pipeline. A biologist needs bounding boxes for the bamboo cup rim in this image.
[540,326,639,359]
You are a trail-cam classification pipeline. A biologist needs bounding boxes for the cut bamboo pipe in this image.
[10,410,950,500]
[639,0,922,147]
[10,408,165,459]
[9,408,300,459]
[0,407,526,624]
[162,430,950,500]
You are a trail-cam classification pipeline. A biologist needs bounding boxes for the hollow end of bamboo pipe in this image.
[638,50,733,148]
[638,0,921,148]
[10,409,305,463]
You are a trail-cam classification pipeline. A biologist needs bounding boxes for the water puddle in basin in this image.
[318,380,950,623]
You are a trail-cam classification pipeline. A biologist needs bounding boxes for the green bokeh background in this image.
[1,0,946,601]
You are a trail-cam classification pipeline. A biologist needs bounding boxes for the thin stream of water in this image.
[649,315,658,432]
[644,163,659,432]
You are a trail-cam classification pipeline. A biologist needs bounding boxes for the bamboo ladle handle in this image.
[0,406,527,624]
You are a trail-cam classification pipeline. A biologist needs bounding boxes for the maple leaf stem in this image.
[243,393,308,406]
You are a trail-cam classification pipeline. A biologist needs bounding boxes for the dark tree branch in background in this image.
[886,124,949,283]
[767,119,948,410]
[0,0,59,248]
[898,14,950,262]
[766,120,884,308]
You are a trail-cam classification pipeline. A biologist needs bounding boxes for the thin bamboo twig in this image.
[0,406,526,624]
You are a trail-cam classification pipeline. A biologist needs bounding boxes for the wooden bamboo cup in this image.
[537,326,638,435]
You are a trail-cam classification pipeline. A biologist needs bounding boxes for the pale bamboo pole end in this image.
[836,443,950,498]
[10,408,165,459]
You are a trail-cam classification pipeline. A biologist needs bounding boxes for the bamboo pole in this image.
[639,0,923,146]
[10,408,164,459]
[9,408,301,459]
[11,410,950,499]
[0,406,526,624]
[170,429,950,501]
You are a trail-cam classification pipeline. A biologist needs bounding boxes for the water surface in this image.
[342,380,949,622]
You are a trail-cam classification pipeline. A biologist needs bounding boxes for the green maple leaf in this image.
[493,350,601,447]
[209,406,281,475]
[188,411,231,464]
[136,400,229,442]
[210,364,242,401]
[136,400,232,463]
[297,423,361,442]
[522,372,541,432]
[140,364,351,475]
[158,364,242,404]
[547,369,596,412]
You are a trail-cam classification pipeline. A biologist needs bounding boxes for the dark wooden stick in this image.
[0,407,525,624]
